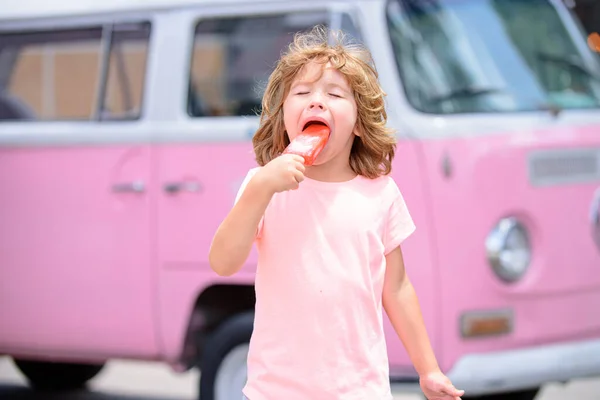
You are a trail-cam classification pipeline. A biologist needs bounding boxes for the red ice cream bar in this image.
[283,123,330,165]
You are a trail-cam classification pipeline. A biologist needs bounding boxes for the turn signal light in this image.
[461,309,513,338]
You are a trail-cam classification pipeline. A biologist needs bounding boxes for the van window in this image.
[101,22,151,120]
[0,22,150,122]
[188,12,329,118]
[386,0,600,115]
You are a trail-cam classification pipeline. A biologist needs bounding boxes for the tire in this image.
[13,359,105,391]
[462,388,540,400]
[198,311,254,400]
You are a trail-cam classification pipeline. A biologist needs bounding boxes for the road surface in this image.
[1,357,599,399]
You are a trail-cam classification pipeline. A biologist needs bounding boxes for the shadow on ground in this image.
[0,384,186,400]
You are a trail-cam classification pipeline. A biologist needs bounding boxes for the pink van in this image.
[1,0,600,399]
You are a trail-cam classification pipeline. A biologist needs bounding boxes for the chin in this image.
[310,147,334,166]
[309,155,329,166]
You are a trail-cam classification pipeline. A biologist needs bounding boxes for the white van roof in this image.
[0,0,303,21]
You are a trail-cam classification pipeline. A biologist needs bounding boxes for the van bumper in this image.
[446,338,600,396]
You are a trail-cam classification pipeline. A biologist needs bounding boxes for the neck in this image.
[304,133,358,182]
[305,153,356,183]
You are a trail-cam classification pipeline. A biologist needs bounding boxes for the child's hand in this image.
[256,154,306,194]
[419,370,464,400]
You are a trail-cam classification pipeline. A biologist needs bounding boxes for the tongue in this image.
[283,124,330,166]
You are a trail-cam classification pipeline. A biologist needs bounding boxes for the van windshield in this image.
[386,0,600,114]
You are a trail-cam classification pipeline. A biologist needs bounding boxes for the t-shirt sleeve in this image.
[234,167,264,239]
[382,183,416,255]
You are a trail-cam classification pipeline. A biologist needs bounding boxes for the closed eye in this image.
[329,93,343,98]
[295,91,309,95]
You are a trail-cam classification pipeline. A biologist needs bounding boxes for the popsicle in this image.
[283,123,330,165]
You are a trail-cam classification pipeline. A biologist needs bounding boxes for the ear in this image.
[353,124,362,137]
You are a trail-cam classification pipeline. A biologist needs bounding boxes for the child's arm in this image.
[382,246,439,375]
[208,177,273,276]
[383,246,464,399]
[209,154,305,276]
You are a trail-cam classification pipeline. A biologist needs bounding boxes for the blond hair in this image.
[252,26,396,178]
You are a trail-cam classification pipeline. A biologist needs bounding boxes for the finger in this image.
[292,154,306,164]
[293,169,305,183]
[294,161,306,173]
[441,386,464,397]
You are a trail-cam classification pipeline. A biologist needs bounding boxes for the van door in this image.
[0,21,159,358]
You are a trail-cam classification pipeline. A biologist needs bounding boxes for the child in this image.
[209,26,464,400]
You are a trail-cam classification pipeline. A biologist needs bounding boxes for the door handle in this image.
[163,181,202,194]
[112,181,145,193]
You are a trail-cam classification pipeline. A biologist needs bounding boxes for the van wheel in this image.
[462,388,540,400]
[13,359,105,390]
[198,311,254,400]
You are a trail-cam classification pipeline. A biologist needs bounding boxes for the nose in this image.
[308,94,326,111]
[308,100,325,111]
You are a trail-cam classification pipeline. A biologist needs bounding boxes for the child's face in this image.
[282,61,358,167]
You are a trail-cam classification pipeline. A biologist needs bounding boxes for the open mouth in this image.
[302,121,329,131]
[302,119,330,132]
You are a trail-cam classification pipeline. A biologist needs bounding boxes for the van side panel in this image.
[0,142,159,361]
[422,124,600,372]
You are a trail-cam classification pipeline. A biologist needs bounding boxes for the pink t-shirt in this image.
[236,167,416,400]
